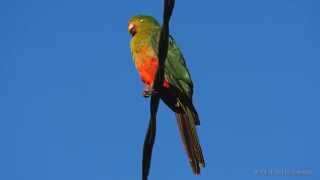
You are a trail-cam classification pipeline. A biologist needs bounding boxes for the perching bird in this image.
[128,15,205,174]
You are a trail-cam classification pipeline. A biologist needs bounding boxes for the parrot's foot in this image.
[142,88,159,98]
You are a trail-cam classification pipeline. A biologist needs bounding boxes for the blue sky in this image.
[1,0,319,179]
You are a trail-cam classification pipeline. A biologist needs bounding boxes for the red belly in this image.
[137,57,169,88]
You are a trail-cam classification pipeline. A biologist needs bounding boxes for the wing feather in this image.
[150,31,194,98]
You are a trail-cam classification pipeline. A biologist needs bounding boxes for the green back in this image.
[150,30,194,98]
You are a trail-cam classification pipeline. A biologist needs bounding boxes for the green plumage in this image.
[153,32,193,96]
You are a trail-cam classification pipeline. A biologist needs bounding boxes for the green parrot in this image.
[128,15,205,174]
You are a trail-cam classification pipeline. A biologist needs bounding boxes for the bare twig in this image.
[142,1,175,180]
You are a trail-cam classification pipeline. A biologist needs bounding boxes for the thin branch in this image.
[142,1,175,180]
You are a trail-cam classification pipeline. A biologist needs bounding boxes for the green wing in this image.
[150,31,204,172]
[150,30,194,98]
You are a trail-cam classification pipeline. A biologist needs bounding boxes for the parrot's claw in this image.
[142,89,159,98]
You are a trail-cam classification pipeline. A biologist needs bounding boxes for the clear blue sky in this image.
[1,0,319,180]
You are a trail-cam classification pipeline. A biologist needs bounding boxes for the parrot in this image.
[128,15,205,174]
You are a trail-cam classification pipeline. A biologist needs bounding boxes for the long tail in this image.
[175,99,205,174]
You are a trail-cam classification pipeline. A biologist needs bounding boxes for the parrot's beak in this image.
[128,23,136,36]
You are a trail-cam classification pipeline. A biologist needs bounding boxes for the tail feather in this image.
[175,99,205,174]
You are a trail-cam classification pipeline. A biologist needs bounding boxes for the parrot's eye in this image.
[139,19,144,23]
[128,23,137,36]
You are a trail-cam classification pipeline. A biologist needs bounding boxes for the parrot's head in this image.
[128,15,160,37]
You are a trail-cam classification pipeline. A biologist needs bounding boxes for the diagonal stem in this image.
[142,1,175,180]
